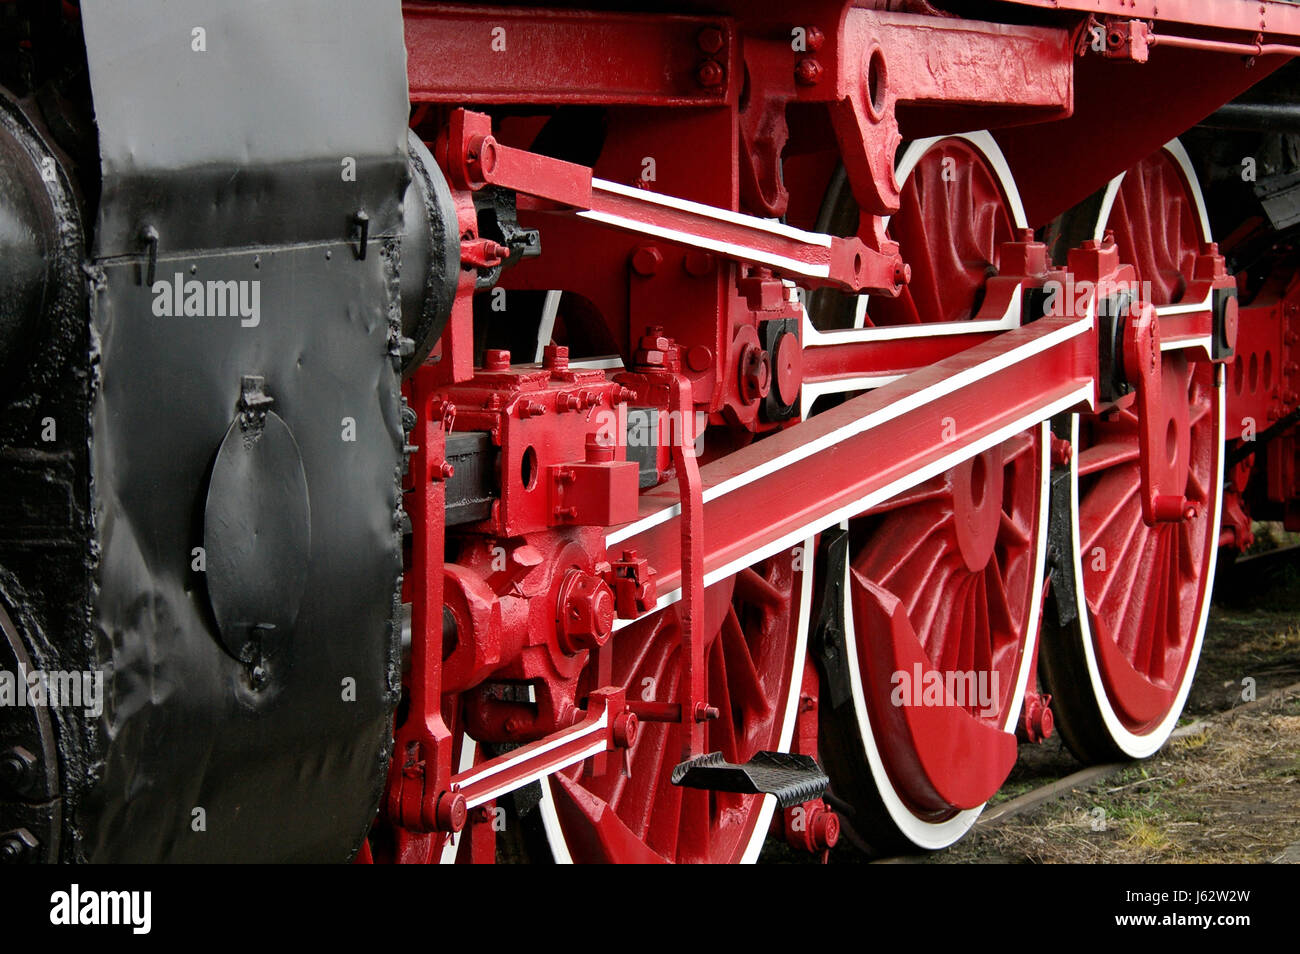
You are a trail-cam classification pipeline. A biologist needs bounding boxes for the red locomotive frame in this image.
[373,0,1300,863]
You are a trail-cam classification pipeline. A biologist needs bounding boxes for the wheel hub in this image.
[952,447,1005,572]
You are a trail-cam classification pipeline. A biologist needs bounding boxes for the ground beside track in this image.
[766,524,1300,864]
[918,526,1300,864]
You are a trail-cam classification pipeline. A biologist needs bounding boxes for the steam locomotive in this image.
[1,0,1297,863]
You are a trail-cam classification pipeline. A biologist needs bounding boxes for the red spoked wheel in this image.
[536,549,809,863]
[821,427,1049,851]
[810,131,1025,331]
[811,134,1047,851]
[1040,140,1225,761]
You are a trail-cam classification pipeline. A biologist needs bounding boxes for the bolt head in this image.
[683,250,715,277]
[0,828,37,864]
[795,57,823,86]
[560,573,617,653]
[686,345,714,373]
[812,809,840,849]
[739,346,772,403]
[613,711,639,748]
[630,245,663,277]
[0,746,40,801]
[697,26,724,54]
[436,791,468,833]
[696,60,725,88]
[542,344,569,371]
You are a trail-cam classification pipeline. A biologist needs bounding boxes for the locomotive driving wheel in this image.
[536,549,810,863]
[813,134,1049,852]
[821,426,1049,852]
[1041,140,1225,762]
[809,131,1023,331]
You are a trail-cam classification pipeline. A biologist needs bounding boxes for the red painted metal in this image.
[1149,32,1300,58]
[997,50,1289,226]
[737,7,1072,217]
[1124,300,1196,524]
[381,0,1300,863]
[446,109,905,294]
[1020,691,1055,744]
[389,364,456,833]
[846,424,1044,813]
[1002,0,1300,36]
[614,314,1096,607]
[802,134,1052,827]
[782,664,839,858]
[877,138,1020,327]
[545,550,805,862]
[1075,360,1220,730]
[1070,149,1225,738]
[1107,150,1203,308]
[852,573,1019,811]
[452,688,629,809]
[431,345,638,537]
[404,3,737,106]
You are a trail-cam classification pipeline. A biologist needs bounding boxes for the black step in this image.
[670,751,829,808]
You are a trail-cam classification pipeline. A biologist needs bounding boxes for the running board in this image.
[670,751,829,808]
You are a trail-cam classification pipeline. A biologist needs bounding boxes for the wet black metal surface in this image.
[0,79,91,866]
[80,0,409,257]
[40,0,413,861]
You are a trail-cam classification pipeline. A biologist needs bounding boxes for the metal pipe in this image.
[1200,102,1300,132]
[1150,32,1300,58]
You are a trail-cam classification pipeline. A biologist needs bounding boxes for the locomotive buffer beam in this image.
[443,108,907,296]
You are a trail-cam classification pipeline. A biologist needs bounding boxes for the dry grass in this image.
[928,687,1300,864]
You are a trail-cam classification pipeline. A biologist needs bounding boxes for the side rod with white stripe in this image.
[608,312,1099,620]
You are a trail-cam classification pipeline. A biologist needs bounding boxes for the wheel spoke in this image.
[734,565,783,612]
[548,543,802,862]
[1076,440,1140,478]
[721,606,770,719]
[998,508,1031,548]
[1095,497,1147,610]
[1081,468,1139,552]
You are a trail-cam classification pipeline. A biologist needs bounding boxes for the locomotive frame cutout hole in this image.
[866,47,887,120]
[969,453,988,509]
[521,445,538,491]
